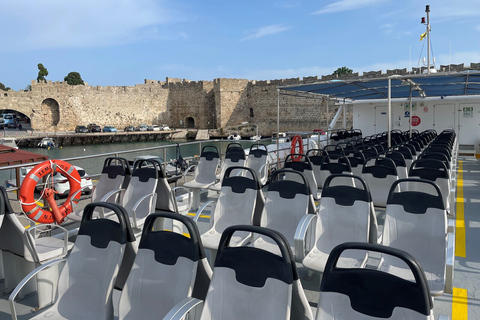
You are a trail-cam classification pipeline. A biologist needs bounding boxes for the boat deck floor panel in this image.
[0,156,478,319]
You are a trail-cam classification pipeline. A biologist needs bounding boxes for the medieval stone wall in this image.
[2,62,476,133]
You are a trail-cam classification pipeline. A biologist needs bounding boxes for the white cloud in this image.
[241,24,291,41]
[0,0,185,52]
[275,2,299,9]
[313,0,387,15]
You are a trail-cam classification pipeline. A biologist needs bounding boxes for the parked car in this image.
[124,125,135,132]
[103,125,117,132]
[50,165,93,198]
[148,125,161,131]
[87,123,101,132]
[161,124,170,131]
[6,165,93,198]
[75,125,88,133]
[135,124,148,131]
[132,155,181,183]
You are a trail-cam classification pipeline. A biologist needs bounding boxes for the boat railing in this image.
[0,138,292,197]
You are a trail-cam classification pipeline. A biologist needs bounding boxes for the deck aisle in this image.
[432,157,479,320]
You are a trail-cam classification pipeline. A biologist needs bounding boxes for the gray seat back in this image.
[320,155,354,188]
[284,154,319,200]
[306,149,327,189]
[122,159,159,226]
[135,158,177,212]
[245,144,269,185]
[213,166,261,238]
[362,157,399,207]
[54,202,133,319]
[317,242,432,320]
[0,186,37,262]
[219,143,246,180]
[201,225,300,320]
[193,146,220,186]
[305,175,373,272]
[381,179,447,295]
[257,170,315,251]
[408,159,450,210]
[92,157,130,203]
[119,211,209,319]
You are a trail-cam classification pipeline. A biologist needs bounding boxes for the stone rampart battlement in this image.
[3,61,476,95]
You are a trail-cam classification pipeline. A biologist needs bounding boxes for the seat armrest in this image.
[294,214,317,263]
[193,200,216,223]
[99,188,123,203]
[447,218,455,233]
[131,192,157,229]
[445,231,455,294]
[171,186,192,215]
[182,165,197,183]
[162,297,204,320]
[9,258,67,320]
[26,224,69,263]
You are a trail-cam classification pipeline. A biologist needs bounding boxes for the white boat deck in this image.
[0,156,477,319]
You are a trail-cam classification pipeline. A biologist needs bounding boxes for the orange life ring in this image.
[19,160,81,224]
[290,135,304,161]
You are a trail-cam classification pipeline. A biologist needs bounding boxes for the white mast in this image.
[426,5,431,74]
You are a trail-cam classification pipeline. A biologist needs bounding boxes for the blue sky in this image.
[1,0,479,91]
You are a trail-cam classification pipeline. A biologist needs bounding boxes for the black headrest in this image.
[216,225,296,286]
[322,242,432,317]
[79,202,135,248]
[269,180,309,198]
[362,163,397,178]
[222,176,259,193]
[284,160,312,172]
[104,157,130,175]
[201,151,219,161]
[249,149,267,158]
[132,166,158,182]
[322,174,371,205]
[387,179,445,213]
[102,165,126,179]
[269,170,309,198]
[225,151,246,162]
[139,211,205,264]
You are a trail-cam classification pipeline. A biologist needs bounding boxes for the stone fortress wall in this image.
[0,62,478,135]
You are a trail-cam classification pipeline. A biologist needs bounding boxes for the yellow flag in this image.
[420,32,427,41]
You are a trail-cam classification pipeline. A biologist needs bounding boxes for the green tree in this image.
[332,66,353,77]
[0,82,6,91]
[37,63,49,83]
[25,84,32,91]
[64,72,85,85]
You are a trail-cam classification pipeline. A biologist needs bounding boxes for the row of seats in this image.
[7,199,443,319]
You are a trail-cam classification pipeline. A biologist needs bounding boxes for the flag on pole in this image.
[420,32,427,41]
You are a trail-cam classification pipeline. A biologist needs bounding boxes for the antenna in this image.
[421,5,434,74]
[426,5,430,74]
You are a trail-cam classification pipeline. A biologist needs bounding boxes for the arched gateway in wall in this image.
[34,98,60,131]
[185,117,195,128]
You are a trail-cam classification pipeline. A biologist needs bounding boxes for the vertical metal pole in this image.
[388,78,392,148]
[409,83,413,138]
[343,98,347,129]
[326,98,329,130]
[163,146,167,176]
[277,89,280,169]
[426,5,430,74]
